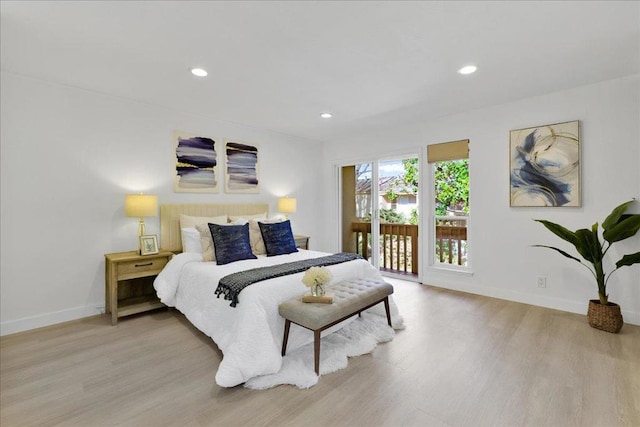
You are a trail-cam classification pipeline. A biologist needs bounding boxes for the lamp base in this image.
[137,218,146,254]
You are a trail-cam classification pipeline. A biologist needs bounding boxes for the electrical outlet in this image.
[97,306,105,314]
[537,276,547,288]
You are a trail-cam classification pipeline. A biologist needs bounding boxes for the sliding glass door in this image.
[377,158,419,276]
[341,162,379,267]
[340,155,419,278]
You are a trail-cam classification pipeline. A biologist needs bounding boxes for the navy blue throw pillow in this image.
[258,220,298,256]
[208,223,257,265]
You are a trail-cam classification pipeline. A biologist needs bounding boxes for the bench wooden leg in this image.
[314,329,321,375]
[383,297,392,327]
[282,319,291,356]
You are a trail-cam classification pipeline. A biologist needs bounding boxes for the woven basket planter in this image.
[587,300,623,333]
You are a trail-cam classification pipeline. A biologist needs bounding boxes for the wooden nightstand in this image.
[105,250,173,325]
[294,235,310,250]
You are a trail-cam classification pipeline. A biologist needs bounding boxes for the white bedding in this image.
[154,249,399,387]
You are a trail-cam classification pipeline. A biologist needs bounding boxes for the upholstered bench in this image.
[279,278,394,375]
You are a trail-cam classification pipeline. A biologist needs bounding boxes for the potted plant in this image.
[534,200,640,333]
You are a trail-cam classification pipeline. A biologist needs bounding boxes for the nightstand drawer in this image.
[118,257,168,279]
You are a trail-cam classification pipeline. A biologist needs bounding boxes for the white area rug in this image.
[244,313,401,390]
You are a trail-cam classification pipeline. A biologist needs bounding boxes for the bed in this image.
[153,203,401,387]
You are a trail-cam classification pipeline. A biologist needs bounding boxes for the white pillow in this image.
[181,228,202,254]
[249,218,282,255]
[179,214,228,251]
[228,212,267,222]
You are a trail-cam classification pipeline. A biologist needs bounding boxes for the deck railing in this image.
[351,222,418,275]
[351,218,468,272]
[435,216,468,266]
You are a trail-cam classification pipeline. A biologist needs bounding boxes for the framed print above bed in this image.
[509,120,580,207]
[224,140,259,193]
[173,130,220,193]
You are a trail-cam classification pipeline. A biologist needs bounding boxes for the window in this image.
[427,140,469,268]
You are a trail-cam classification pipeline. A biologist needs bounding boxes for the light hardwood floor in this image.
[1,279,639,427]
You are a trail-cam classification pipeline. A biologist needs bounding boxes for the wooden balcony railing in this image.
[351,218,468,272]
[351,222,418,275]
[435,216,468,266]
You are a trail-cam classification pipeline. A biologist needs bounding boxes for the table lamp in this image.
[278,197,297,219]
[125,194,158,251]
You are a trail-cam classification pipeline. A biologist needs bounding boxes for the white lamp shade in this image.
[125,194,158,218]
[278,197,297,214]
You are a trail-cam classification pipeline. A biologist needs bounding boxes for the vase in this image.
[311,283,326,297]
[587,300,623,333]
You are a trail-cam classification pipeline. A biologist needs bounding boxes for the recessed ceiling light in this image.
[190,67,208,77]
[320,112,333,119]
[458,65,477,75]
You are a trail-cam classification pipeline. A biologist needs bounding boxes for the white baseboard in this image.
[424,281,640,326]
[0,303,104,336]
[2,284,638,336]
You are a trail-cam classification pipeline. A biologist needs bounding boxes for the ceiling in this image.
[1,1,638,143]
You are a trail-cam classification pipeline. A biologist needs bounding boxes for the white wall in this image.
[3,72,638,334]
[0,72,322,335]
[321,75,640,325]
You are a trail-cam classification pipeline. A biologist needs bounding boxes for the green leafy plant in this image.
[434,159,469,216]
[534,200,640,305]
[364,208,406,224]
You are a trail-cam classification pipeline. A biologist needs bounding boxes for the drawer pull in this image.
[135,262,153,267]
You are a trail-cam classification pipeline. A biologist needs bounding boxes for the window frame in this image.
[425,141,472,274]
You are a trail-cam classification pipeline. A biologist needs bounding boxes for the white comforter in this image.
[154,250,396,387]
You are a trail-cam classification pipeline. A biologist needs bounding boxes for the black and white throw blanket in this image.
[215,252,363,307]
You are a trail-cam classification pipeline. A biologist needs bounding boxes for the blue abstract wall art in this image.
[173,130,219,193]
[510,120,580,207]
[225,140,259,193]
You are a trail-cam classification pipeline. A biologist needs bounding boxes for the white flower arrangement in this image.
[302,266,332,288]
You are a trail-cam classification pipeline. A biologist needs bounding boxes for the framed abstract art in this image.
[509,120,580,207]
[224,140,259,194]
[173,130,219,193]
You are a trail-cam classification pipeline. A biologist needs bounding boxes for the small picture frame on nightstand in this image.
[140,235,159,255]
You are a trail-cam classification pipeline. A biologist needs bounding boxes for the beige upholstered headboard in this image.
[160,203,269,252]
